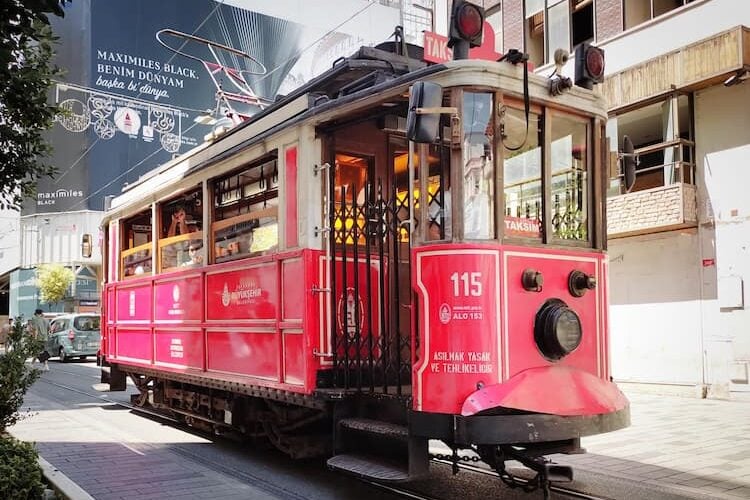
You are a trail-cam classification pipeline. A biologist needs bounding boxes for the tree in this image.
[0,318,42,432]
[0,319,45,498]
[0,0,70,210]
[36,263,73,305]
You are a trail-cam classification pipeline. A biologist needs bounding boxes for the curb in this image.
[39,457,95,500]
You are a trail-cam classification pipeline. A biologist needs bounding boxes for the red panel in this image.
[154,329,204,369]
[412,246,501,414]
[206,330,279,380]
[282,258,304,320]
[205,264,278,321]
[285,145,298,248]
[116,328,152,363]
[154,276,203,322]
[503,249,601,379]
[461,365,628,416]
[116,285,152,322]
[283,331,305,385]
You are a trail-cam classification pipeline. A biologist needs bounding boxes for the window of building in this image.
[120,209,152,279]
[624,0,696,30]
[402,0,434,44]
[212,154,279,263]
[158,188,203,273]
[610,94,694,194]
[524,0,594,68]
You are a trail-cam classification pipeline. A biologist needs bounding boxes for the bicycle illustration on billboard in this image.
[156,28,269,125]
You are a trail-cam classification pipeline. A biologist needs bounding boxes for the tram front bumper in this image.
[410,406,630,446]
[410,366,630,445]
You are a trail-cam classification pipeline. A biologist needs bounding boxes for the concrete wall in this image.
[20,211,102,268]
[608,230,703,385]
[695,80,750,392]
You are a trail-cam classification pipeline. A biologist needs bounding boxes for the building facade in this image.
[445,0,748,398]
[0,0,414,319]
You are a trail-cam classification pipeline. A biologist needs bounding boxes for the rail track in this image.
[38,368,610,500]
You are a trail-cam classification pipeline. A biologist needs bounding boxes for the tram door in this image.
[327,120,415,394]
[326,118,450,394]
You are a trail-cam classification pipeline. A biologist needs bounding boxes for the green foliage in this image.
[0,317,42,433]
[0,435,45,499]
[0,0,71,210]
[36,263,73,304]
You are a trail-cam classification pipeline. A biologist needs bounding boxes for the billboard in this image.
[27,0,399,214]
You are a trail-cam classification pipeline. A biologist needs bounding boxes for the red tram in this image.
[100,5,628,495]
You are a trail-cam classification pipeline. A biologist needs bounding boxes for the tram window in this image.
[120,209,153,279]
[503,105,543,239]
[390,140,446,242]
[158,188,203,272]
[462,92,495,240]
[550,113,589,242]
[211,154,279,263]
[334,152,373,245]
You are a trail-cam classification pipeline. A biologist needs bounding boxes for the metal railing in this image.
[610,138,695,195]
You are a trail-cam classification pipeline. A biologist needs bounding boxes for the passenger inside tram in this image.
[166,203,199,237]
[182,242,204,267]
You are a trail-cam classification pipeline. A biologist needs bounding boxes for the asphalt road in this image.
[8,360,708,500]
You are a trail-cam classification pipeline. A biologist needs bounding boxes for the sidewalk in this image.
[560,390,750,499]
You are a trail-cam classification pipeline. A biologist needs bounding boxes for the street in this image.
[8,359,746,499]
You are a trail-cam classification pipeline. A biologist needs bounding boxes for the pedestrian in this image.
[0,317,12,351]
[31,309,50,371]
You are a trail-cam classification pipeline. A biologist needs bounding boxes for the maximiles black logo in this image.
[37,189,84,205]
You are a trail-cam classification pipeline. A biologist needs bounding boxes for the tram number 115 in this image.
[450,272,483,297]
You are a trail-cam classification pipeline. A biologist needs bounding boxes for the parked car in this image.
[46,314,101,362]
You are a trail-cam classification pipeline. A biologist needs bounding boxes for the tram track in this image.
[432,460,612,500]
[37,371,609,500]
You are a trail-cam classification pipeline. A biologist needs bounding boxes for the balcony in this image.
[607,183,697,238]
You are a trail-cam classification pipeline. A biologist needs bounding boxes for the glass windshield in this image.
[74,316,100,331]
[503,106,543,239]
[462,92,495,240]
[550,113,589,241]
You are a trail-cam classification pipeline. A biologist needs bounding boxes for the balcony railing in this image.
[607,140,697,238]
[609,138,695,195]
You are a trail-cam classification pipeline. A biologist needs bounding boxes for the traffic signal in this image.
[574,42,605,90]
[448,0,484,59]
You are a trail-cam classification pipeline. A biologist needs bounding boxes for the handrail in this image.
[633,138,694,156]
[157,230,203,249]
[121,241,152,258]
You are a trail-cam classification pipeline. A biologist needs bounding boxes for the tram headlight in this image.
[534,299,582,361]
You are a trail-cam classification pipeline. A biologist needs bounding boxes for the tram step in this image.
[327,453,410,482]
[338,418,408,440]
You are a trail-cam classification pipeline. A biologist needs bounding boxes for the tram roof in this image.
[106,44,607,221]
